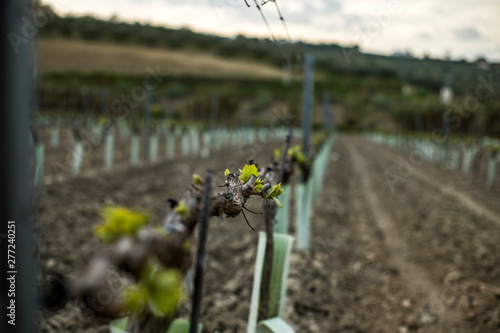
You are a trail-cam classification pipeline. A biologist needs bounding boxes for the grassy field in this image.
[38,38,283,79]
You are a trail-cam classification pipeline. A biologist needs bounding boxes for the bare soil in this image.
[36,134,500,332]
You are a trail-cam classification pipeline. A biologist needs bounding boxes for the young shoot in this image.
[95,206,149,243]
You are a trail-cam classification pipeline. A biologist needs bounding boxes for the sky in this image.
[43,0,500,62]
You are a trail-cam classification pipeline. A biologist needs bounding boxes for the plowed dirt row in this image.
[347,140,473,332]
[36,134,499,332]
[347,135,500,332]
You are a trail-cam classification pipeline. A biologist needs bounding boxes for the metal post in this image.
[302,54,314,158]
[441,56,452,139]
[209,96,218,149]
[440,56,453,164]
[101,89,109,117]
[142,89,152,162]
[322,92,335,131]
[415,114,423,133]
[2,0,37,332]
[190,171,214,333]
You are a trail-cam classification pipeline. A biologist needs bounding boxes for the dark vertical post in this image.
[32,38,38,117]
[190,171,214,333]
[2,0,37,332]
[282,53,292,87]
[142,89,152,162]
[101,89,109,117]
[83,89,90,116]
[415,114,423,133]
[302,54,314,159]
[322,92,335,131]
[440,56,452,164]
[163,100,169,122]
[210,96,218,127]
[209,96,218,148]
[330,101,336,131]
[441,56,452,138]
[468,118,476,135]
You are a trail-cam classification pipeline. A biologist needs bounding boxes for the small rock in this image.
[308,321,320,332]
[401,298,411,308]
[366,252,376,261]
[352,261,362,272]
[313,259,323,270]
[46,258,56,268]
[398,326,408,333]
[420,312,435,324]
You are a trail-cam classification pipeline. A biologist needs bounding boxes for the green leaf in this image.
[265,183,284,200]
[255,184,264,192]
[97,116,108,126]
[153,227,167,236]
[192,173,203,185]
[274,148,281,161]
[224,169,230,177]
[122,284,147,314]
[288,145,305,163]
[272,197,283,208]
[239,164,259,183]
[95,206,149,243]
[175,201,189,218]
[144,268,183,317]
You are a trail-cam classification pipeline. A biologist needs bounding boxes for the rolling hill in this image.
[38,38,284,79]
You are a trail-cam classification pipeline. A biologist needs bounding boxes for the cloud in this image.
[322,1,343,12]
[284,0,343,26]
[417,32,433,40]
[453,27,482,41]
[41,0,500,62]
[343,14,363,30]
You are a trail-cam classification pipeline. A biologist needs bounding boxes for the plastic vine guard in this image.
[257,317,295,333]
[247,232,295,333]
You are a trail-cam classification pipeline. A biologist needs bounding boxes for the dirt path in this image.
[346,139,474,332]
[361,136,500,226]
[345,135,500,332]
[410,165,500,226]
